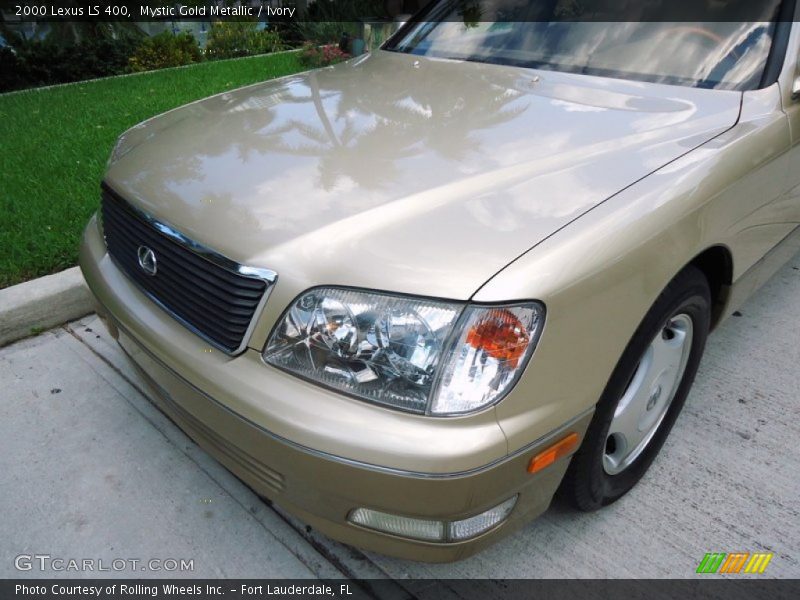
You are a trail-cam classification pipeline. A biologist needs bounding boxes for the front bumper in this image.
[79,215,592,561]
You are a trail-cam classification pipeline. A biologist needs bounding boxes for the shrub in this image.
[299,43,350,68]
[62,36,141,80]
[295,22,360,46]
[267,21,305,48]
[128,31,202,73]
[293,0,387,45]
[0,35,142,92]
[0,46,23,91]
[205,21,285,59]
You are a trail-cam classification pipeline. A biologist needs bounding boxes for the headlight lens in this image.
[263,287,543,415]
[432,304,543,414]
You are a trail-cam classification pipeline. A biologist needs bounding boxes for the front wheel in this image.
[559,265,711,510]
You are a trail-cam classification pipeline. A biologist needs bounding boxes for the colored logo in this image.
[696,552,773,574]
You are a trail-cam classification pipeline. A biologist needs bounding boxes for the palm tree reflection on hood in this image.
[111,52,533,244]
[260,55,529,192]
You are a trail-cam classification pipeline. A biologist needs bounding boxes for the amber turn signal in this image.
[465,308,531,368]
[528,432,579,474]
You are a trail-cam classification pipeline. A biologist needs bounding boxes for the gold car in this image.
[80,4,800,561]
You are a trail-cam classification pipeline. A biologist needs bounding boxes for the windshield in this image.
[386,0,785,90]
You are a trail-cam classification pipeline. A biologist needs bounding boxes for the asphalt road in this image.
[1,255,798,584]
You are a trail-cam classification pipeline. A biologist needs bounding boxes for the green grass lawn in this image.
[0,52,305,289]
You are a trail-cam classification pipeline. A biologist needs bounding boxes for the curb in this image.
[0,267,93,347]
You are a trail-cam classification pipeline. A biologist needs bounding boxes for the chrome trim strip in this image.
[100,181,277,356]
[110,312,593,479]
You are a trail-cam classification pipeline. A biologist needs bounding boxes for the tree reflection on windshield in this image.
[387,0,783,90]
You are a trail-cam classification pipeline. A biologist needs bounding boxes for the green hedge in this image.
[206,22,286,60]
[1,36,142,92]
[0,26,292,93]
[128,31,203,72]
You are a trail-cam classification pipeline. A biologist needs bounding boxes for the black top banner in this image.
[0,0,798,24]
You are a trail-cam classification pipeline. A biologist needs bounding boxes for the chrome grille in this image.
[100,184,275,354]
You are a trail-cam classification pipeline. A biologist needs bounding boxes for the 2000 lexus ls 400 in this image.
[80,2,800,561]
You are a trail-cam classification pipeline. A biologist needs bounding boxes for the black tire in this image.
[559,265,711,511]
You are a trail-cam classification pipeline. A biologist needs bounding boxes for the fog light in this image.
[348,508,444,541]
[447,496,518,541]
[348,496,517,542]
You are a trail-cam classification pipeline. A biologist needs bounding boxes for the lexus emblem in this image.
[137,246,158,276]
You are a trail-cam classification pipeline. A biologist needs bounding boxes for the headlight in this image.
[263,287,544,415]
[432,304,543,414]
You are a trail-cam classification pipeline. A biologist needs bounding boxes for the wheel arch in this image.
[686,245,734,331]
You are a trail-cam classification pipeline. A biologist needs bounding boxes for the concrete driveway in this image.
[1,256,798,582]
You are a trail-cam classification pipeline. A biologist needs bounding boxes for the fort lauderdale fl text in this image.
[142,3,296,18]
[16,583,354,597]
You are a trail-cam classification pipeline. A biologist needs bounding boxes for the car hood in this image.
[106,50,741,301]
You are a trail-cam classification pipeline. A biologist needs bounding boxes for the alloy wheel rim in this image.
[603,313,694,476]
